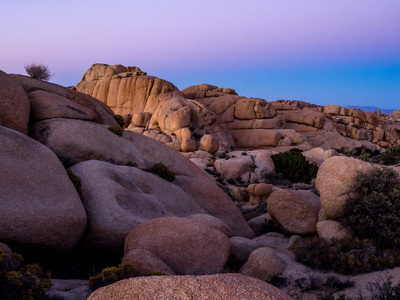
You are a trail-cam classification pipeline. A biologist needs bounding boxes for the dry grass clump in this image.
[24,62,53,81]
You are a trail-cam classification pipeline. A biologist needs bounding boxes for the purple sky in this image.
[1,1,399,109]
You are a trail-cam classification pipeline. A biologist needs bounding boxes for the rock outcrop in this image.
[0,70,254,256]
[75,64,400,157]
[0,70,30,134]
[0,126,86,251]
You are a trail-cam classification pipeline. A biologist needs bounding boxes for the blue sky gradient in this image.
[1,0,399,109]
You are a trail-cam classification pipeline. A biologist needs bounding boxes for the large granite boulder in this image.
[28,90,97,122]
[239,247,286,282]
[214,155,254,181]
[124,217,232,275]
[267,190,322,234]
[88,273,293,300]
[315,156,370,219]
[31,119,254,241]
[0,126,87,251]
[229,129,282,148]
[11,74,117,125]
[0,70,30,134]
[70,160,207,252]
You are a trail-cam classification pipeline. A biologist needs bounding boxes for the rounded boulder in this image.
[124,217,232,275]
[239,247,286,282]
[267,189,322,234]
[88,273,292,300]
[315,156,370,219]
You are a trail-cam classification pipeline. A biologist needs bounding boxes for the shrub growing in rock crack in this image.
[149,163,175,182]
[113,115,125,128]
[89,264,137,291]
[108,125,123,136]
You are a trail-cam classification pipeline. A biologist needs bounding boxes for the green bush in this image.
[380,146,400,165]
[89,264,137,291]
[292,236,400,275]
[113,115,125,128]
[341,146,379,162]
[381,151,397,165]
[0,250,52,300]
[108,125,123,136]
[340,167,400,249]
[149,163,175,182]
[271,148,318,183]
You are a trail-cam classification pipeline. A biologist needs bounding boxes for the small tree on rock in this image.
[24,62,53,81]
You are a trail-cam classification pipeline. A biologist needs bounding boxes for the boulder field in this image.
[2,65,400,299]
[75,63,400,155]
[0,70,254,255]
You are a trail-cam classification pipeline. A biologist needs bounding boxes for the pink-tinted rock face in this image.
[28,90,97,122]
[0,70,30,134]
[0,126,87,251]
[267,189,322,234]
[30,118,254,243]
[124,217,232,275]
[122,249,176,276]
[316,156,370,219]
[239,247,286,282]
[11,73,117,125]
[88,273,293,300]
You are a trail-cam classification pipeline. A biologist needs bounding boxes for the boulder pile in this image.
[2,64,400,299]
[75,64,400,155]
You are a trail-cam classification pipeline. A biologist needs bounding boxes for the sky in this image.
[1,0,399,109]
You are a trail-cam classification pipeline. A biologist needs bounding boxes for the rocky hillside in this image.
[75,64,400,154]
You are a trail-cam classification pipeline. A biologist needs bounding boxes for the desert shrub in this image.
[0,250,52,300]
[108,125,123,136]
[292,236,400,275]
[113,115,125,128]
[88,264,137,291]
[24,63,53,81]
[381,151,397,165]
[271,148,318,183]
[340,167,400,249]
[264,173,291,187]
[366,275,400,300]
[66,169,81,195]
[272,273,353,300]
[216,176,224,184]
[380,146,400,165]
[149,163,175,182]
[218,153,227,159]
[341,146,379,162]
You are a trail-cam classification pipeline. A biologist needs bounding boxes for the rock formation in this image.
[2,64,400,299]
[75,64,400,155]
[0,70,254,255]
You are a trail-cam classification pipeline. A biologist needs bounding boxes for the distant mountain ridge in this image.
[346,106,397,115]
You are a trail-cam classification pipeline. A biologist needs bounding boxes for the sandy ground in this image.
[296,267,400,300]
